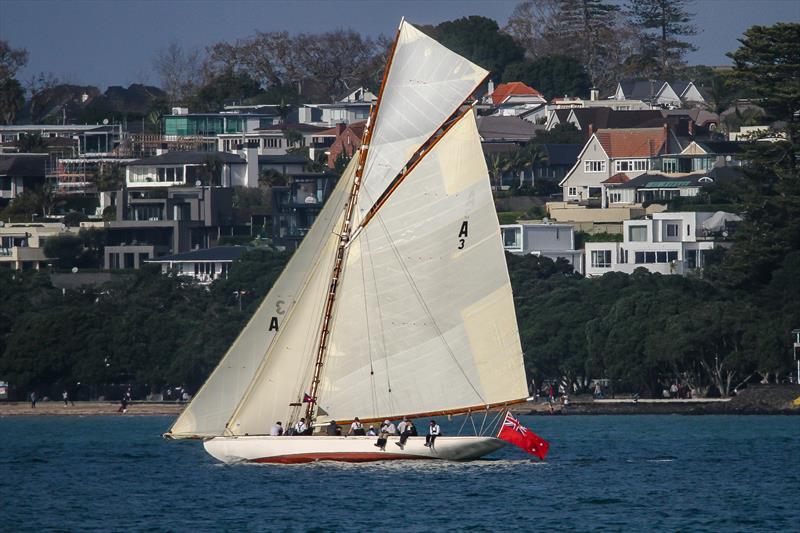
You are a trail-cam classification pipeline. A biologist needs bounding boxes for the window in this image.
[615,159,649,172]
[645,251,656,263]
[628,225,647,242]
[591,250,611,268]
[666,223,679,237]
[584,160,606,173]
[568,187,578,197]
[668,251,678,262]
[502,227,522,250]
[662,157,678,173]
[635,251,644,264]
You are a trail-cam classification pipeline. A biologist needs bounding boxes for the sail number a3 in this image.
[457,221,469,249]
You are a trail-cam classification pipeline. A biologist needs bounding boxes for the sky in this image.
[1,0,799,90]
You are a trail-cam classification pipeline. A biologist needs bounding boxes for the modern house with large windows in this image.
[583,211,736,277]
[500,222,583,274]
[125,151,254,188]
[271,171,339,250]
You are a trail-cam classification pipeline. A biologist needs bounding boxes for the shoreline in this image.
[3,385,798,418]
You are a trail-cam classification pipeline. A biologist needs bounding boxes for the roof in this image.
[145,246,249,263]
[540,144,582,166]
[595,127,667,158]
[0,154,47,177]
[571,108,666,133]
[602,172,630,185]
[695,141,743,155]
[491,82,544,105]
[254,123,329,133]
[618,79,694,101]
[258,154,311,165]
[481,142,520,154]
[476,116,541,141]
[129,151,246,166]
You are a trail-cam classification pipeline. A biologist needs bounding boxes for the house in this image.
[584,211,737,277]
[612,80,705,108]
[326,121,367,168]
[560,126,681,204]
[271,171,339,250]
[313,87,376,126]
[605,166,742,206]
[258,154,311,176]
[500,222,583,274]
[102,184,234,270]
[0,222,71,270]
[0,154,47,207]
[217,122,331,156]
[144,245,248,284]
[487,81,547,117]
[564,108,667,137]
[125,150,254,188]
[530,144,583,188]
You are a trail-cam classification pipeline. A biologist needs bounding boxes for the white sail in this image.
[358,21,488,217]
[223,168,355,436]
[317,110,528,421]
[168,162,355,438]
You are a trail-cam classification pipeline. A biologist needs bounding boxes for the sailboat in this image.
[164,19,531,464]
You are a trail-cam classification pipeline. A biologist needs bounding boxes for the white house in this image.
[612,80,705,108]
[583,211,736,277]
[559,126,681,204]
[145,246,248,284]
[500,222,583,274]
[126,150,256,188]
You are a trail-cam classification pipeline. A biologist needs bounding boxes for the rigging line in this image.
[358,236,378,418]
[486,406,506,437]
[364,228,394,412]
[457,411,470,436]
[358,72,490,230]
[470,412,478,436]
[373,212,486,405]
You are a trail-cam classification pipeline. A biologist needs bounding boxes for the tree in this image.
[626,0,698,77]
[503,55,591,99]
[189,70,263,112]
[152,41,204,103]
[0,40,28,80]
[200,155,223,186]
[94,163,125,192]
[727,23,800,143]
[15,132,48,153]
[0,78,25,124]
[432,16,525,78]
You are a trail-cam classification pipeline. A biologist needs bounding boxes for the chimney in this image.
[588,123,594,137]
[688,120,694,137]
[590,88,599,101]
[488,79,495,96]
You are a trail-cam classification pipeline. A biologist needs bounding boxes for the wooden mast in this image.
[304,20,404,424]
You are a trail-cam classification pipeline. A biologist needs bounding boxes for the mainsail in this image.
[356,21,489,220]
[168,162,355,438]
[317,109,528,421]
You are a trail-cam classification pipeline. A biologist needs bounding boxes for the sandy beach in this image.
[0,401,185,417]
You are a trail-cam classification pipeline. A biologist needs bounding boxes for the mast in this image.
[304,21,403,424]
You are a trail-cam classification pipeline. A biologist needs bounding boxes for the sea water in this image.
[1,414,797,532]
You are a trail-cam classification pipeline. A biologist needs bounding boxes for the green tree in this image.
[626,0,697,77]
[0,78,25,124]
[15,132,48,153]
[189,70,263,112]
[432,16,524,78]
[94,163,125,192]
[503,55,591,99]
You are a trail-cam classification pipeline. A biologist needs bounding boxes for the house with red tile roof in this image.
[326,121,367,168]
[559,126,681,206]
[487,82,547,117]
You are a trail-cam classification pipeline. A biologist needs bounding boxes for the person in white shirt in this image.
[397,417,408,435]
[424,419,440,447]
[383,419,397,435]
[270,421,283,436]
[349,417,365,436]
[294,417,308,435]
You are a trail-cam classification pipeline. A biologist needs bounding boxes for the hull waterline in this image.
[203,435,505,464]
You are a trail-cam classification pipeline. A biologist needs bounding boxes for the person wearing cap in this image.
[374,420,394,451]
[349,417,365,436]
[366,425,377,436]
[424,419,440,447]
[395,419,415,450]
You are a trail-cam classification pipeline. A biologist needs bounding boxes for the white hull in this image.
[203,435,505,464]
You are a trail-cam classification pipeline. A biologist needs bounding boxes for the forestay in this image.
[317,110,528,421]
[357,20,488,219]
[168,162,355,438]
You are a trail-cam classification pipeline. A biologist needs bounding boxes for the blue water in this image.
[1,415,798,532]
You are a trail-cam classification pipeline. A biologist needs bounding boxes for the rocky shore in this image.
[0,401,184,417]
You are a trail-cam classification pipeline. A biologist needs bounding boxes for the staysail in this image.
[317,110,529,422]
[167,161,355,438]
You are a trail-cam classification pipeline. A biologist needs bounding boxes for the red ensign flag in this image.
[497,412,550,460]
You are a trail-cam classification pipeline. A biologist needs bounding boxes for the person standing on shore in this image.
[30,391,37,408]
[63,390,69,407]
